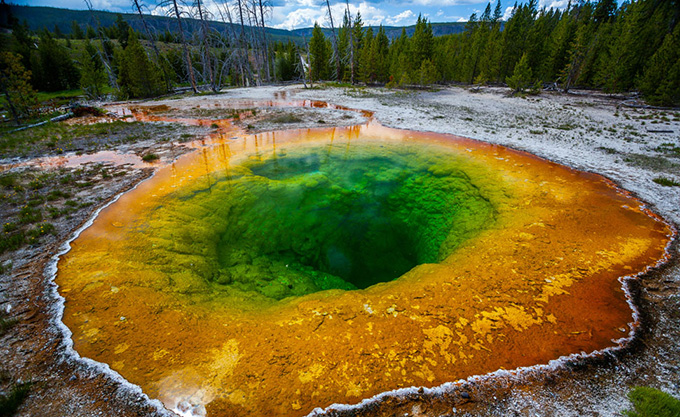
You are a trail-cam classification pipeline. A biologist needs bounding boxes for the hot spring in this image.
[56,117,672,417]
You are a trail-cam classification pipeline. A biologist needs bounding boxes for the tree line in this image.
[1,0,679,126]
[306,0,678,105]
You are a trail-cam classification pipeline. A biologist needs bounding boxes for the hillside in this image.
[6,4,301,43]
[292,21,468,40]
[6,4,468,42]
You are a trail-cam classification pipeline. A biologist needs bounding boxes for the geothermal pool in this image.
[56,114,672,416]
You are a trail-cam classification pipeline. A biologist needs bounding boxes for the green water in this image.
[142,143,497,301]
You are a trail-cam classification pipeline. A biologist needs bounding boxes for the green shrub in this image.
[142,153,159,162]
[653,177,680,187]
[0,382,31,416]
[623,387,680,417]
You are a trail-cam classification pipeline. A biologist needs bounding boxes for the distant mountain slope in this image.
[7,4,468,42]
[7,5,302,43]
[292,22,467,40]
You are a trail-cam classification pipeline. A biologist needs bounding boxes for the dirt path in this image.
[0,85,678,416]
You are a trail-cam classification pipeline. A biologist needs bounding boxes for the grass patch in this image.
[555,123,576,131]
[623,154,679,172]
[655,143,680,157]
[653,177,680,187]
[35,88,83,103]
[0,231,24,255]
[598,146,619,154]
[0,314,18,336]
[0,382,31,416]
[0,121,190,158]
[623,387,680,417]
[142,153,159,162]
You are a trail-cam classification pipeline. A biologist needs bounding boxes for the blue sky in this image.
[13,0,569,30]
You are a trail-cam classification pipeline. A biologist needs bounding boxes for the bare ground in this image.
[0,84,678,416]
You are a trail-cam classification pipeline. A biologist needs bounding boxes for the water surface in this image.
[56,115,672,416]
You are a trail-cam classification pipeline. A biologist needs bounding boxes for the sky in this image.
[12,0,570,30]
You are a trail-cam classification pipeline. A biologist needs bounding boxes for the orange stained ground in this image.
[55,111,673,417]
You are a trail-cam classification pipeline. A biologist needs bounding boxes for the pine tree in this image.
[85,25,96,40]
[309,23,330,82]
[598,0,675,92]
[338,12,350,81]
[0,51,38,125]
[593,0,617,25]
[80,40,107,98]
[374,26,390,83]
[117,28,166,98]
[33,30,80,91]
[493,0,503,23]
[360,27,375,83]
[499,1,537,80]
[419,59,439,86]
[638,24,680,106]
[71,20,84,39]
[388,28,411,86]
[412,15,434,68]
[542,9,575,83]
[351,12,364,82]
[53,24,64,39]
[506,52,533,93]
[115,14,131,49]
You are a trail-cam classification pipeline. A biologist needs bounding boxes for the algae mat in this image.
[56,121,672,416]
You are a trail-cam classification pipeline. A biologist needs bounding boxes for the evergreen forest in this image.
[0,0,679,127]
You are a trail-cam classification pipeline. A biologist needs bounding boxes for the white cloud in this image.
[410,0,480,6]
[385,10,415,25]
[457,16,466,22]
[271,1,407,30]
[271,7,324,30]
[538,0,570,10]
[502,5,514,21]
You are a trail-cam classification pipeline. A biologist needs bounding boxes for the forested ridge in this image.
[0,0,679,127]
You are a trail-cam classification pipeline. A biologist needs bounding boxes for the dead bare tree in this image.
[214,1,242,86]
[298,36,311,88]
[345,0,355,84]
[131,0,172,90]
[159,0,198,93]
[193,0,218,91]
[215,0,252,86]
[84,0,118,90]
[324,0,341,81]
[235,0,252,86]
[257,0,272,82]
[246,1,263,85]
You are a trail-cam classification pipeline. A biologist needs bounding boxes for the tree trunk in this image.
[84,0,118,90]
[217,2,246,87]
[236,0,252,86]
[345,0,354,84]
[325,0,341,81]
[258,0,271,83]
[171,0,198,93]
[1,84,21,126]
[131,0,172,91]
[195,0,217,91]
